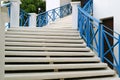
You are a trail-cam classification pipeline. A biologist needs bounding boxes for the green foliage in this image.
[20,0,46,14]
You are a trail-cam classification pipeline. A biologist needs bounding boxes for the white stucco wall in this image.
[93,0,120,63]
[93,0,120,33]
[46,0,60,11]
[46,0,71,11]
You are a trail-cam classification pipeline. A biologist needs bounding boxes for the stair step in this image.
[5,35,81,40]
[5,42,86,47]
[81,77,119,80]
[5,31,79,36]
[5,38,84,43]
[5,63,107,71]
[8,27,77,30]
[5,46,90,52]
[7,28,78,33]
[5,70,115,80]
[5,57,100,63]
[5,51,95,57]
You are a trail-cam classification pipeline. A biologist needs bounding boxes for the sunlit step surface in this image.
[5,57,100,63]
[5,46,90,52]
[5,51,95,57]
[5,31,80,36]
[5,63,107,71]
[5,42,86,47]
[5,38,84,43]
[5,70,115,80]
[5,35,81,39]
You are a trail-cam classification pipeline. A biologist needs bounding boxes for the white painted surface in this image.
[71,2,80,29]
[46,0,60,11]
[93,0,120,65]
[46,0,71,11]
[29,13,37,27]
[0,5,5,80]
[93,0,120,33]
[10,0,21,27]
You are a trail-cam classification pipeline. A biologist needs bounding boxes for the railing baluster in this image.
[119,35,120,77]
[87,18,90,47]
[101,25,104,62]
[52,9,55,21]
[20,9,30,27]
[98,23,101,57]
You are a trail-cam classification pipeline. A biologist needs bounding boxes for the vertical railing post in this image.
[101,25,104,62]
[60,6,63,18]
[87,18,90,47]
[52,9,55,21]
[38,15,41,27]
[98,23,101,57]
[45,12,48,25]
[118,35,120,77]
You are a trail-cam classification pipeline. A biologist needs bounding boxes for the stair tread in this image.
[5,38,83,43]
[5,51,94,56]
[5,31,79,36]
[5,46,90,51]
[5,35,81,39]
[81,77,119,80]
[5,57,100,62]
[5,70,115,80]
[8,27,77,30]
[5,63,107,71]
[5,42,86,47]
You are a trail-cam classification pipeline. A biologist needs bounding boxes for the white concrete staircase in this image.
[5,15,118,80]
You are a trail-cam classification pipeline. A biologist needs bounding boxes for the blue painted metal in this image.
[83,0,93,14]
[119,35,120,77]
[37,4,72,27]
[2,2,11,29]
[20,9,30,26]
[78,3,120,76]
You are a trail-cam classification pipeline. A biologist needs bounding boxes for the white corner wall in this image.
[46,0,71,11]
[46,0,60,11]
[93,0,120,33]
[93,0,120,63]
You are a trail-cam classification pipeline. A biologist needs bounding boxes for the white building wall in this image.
[46,0,60,11]
[93,0,120,33]
[46,0,71,11]
[93,0,120,62]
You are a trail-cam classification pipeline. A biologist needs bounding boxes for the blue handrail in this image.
[78,5,120,77]
[83,0,93,14]
[19,9,31,27]
[37,3,72,27]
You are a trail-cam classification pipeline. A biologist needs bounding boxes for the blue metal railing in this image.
[83,0,93,14]
[37,4,72,27]
[1,2,11,29]
[20,9,30,26]
[78,6,120,76]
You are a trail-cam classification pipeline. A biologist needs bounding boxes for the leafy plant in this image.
[20,0,46,14]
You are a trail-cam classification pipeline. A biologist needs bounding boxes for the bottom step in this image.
[5,70,115,80]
